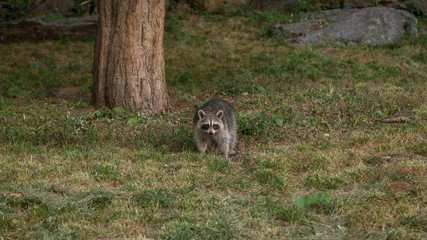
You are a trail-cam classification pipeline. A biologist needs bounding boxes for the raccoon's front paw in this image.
[228,151,238,157]
[196,140,208,153]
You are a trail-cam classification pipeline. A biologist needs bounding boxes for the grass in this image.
[0,9,426,239]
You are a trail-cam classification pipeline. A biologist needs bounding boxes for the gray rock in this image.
[299,7,417,44]
[275,20,321,39]
[275,8,358,40]
[0,15,98,41]
[276,7,418,45]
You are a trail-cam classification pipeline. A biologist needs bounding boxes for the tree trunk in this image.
[93,0,170,115]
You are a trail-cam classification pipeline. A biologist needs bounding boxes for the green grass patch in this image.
[0,11,426,240]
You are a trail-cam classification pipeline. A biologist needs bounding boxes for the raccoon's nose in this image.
[209,131,214,135]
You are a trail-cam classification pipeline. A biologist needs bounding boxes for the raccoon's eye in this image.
[213,124,220,130]
[201,124,209,130]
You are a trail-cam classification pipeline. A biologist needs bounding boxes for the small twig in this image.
[80,0,92,6]
[383,117,412,123]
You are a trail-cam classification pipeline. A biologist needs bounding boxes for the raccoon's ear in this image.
[216,110,224,120]
[198,110,207,119]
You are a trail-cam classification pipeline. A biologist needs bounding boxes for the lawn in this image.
[0,9,426,239]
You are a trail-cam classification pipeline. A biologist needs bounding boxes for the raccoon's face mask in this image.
[198,110,224,136]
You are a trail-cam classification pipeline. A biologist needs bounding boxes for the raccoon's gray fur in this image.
[193,98,237,157]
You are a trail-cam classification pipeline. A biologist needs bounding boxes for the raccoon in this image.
[193,98,237,157]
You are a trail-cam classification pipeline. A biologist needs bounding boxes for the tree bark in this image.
[93,0,170,115]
